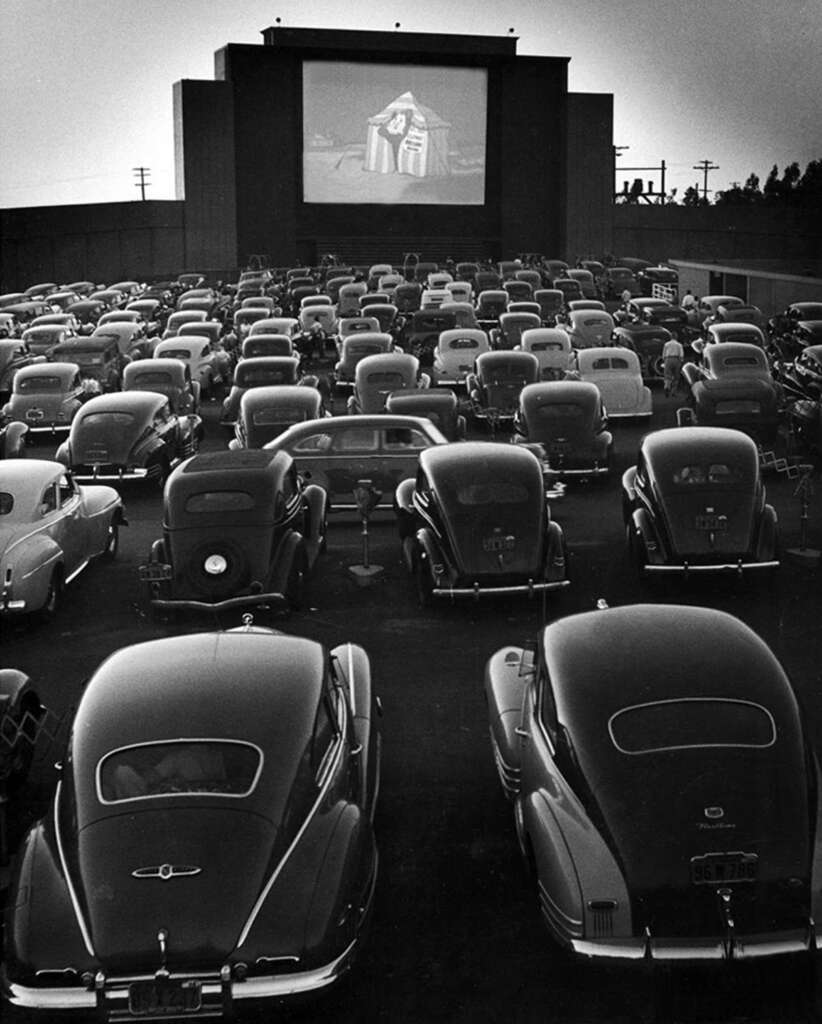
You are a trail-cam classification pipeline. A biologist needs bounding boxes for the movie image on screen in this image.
[303,61,487,205]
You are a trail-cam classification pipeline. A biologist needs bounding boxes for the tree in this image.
[682,185,707,207]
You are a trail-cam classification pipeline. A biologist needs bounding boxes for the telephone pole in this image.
[132,166,151,201]
[692,159,719,201]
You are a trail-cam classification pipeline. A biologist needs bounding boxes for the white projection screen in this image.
[302,61,488,205]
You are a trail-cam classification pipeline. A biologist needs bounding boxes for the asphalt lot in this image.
[4,377,822,1024]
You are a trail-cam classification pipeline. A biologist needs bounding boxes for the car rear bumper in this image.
[2,937,358,1017]
[644,559,779,574]
[72,465,156,482]
[570,926,815,962]
[432,579,569,599]
[149,591,288,613]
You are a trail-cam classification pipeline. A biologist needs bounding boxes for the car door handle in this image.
[515,727,530,739]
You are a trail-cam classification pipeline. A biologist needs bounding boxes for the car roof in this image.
[577,347,641,371]
[240,384,320,411]
[15,361,78,381]
[420,439,541,483]
[76,390,168,416]
[641,425,759,466]
[264,413,448,449]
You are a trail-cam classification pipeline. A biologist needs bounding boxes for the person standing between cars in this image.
[662,335,685,396]
[681,289,697,312]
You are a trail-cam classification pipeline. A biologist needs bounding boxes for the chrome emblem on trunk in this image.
[704,806,724,819]
[132,864,202,880]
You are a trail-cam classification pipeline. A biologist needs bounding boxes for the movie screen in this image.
[302,61,487,205]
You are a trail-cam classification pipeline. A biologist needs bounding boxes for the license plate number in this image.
[138,563,173,581]
[691,852,758,885]
[128,979,202,1016]
[547,441,570,454]
[26,408,44,420]
[695,514,727,531]
[483,535,515,552]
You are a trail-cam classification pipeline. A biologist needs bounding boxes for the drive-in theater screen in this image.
[302,61,488,205]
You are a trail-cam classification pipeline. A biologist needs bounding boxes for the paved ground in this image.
[3,377,822,1023]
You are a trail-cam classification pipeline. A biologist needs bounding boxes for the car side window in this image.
[58,474,76,508]
[311,692,339,782]
[40,484,58,516]
[536,657,558,748]
[383,427,427,450]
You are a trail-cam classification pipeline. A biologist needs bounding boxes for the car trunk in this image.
[75,807,281,972]
[659,486,757,561]
[442,497,543,582]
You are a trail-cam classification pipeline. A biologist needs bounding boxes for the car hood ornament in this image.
[132,863,202,881]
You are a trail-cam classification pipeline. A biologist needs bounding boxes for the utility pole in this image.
[692,159,719,201]
[132,166,151,201]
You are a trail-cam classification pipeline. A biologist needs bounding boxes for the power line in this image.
[692,159,719,200]
[133,166,151,201]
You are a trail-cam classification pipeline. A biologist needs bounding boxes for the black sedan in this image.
[394,441,569,604]
[622,426,779,576]
[486,602,821,964]
[2,623,380,1018]
[55,391,199,485]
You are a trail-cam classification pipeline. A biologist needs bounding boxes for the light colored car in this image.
[518,327,576,380]
[564,309,615,350]
[3,362,89,435]
[565,267,598,298]
[576,346,652,418]
[431,328,490,386]
[0,460,124,619]
[153,336,232,396]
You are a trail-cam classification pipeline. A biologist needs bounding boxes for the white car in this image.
[431,328,490,387]
[576,346,652,418]
[518,327,576,380]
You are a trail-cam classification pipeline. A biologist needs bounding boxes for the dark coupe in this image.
[622,426,779,576]
[486,602,822,963]
[395,442,568,604]
[3,623,380,1018]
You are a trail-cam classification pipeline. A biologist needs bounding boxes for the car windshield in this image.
[17,375,65,392]
[98,739,263,801]
[609,699,776,754]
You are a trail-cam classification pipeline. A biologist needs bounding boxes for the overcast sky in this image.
[1,0,819,208]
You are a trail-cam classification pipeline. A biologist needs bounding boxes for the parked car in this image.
[691,322,769,358]
[0,460,124,619]
[3,621,379,1016]
[333,333,397,390]
[681,342,782,442]
[612,322,674,380]
[692,294,746,330]
[221,356,303,426]
[776,344,822,402]
[153,336,232,397]
[162,309,208,339]
[0,313,19,339]
[56,390,199,485]
[768,302,822,358]
[622,426,779,576]
[533,289,565,325]
[565,267,598,299]
[123,357,202,418]
[640,302,691,342]
[230,385,327,449]
[0,417,28,458]
[20,324,73,358]
[139,449,327,612]
[240,333,294,359]
[3,362,90,435]
[65,298,106,326]
[91,321,152,360]
[0,339,44,399]
[636,264,679,297]
[264,414,448,511]
[467,351,541,426]
[513,380,613,477]
[518,328,576,380]
[770,318,822,363]
[384,388,466,441]
[347,353,429,415]
[493,311,542,351]
[563,309,615,350]
[576,347,652,418]
[395,442,568,605]
[431,328,490,387]
[401,309,457,365]
[485,601,816,961]
[551,277,584,305]
[601,266,640,299]
[51,335,128,392]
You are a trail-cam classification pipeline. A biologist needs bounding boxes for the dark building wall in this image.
[0,201,186,291]
[566,93,614,262]
[613,203,822,264]
[173,79,237,272]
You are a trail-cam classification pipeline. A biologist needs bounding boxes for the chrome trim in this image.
[236,701,347,948]
[568,930,815,961]
[432,580,569,598]
[53,780,95,957]
[72,467,151,482]
[150,591,288,613]
[644,559,779,573]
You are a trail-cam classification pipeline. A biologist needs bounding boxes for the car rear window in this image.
[160,349,190,361]
[590,357,630,370]
[98,739,263,802]
[671,463,744,485]
[185,491,256,513]
[451,481,530,506]
[609,699,776,754]
[252,407,305,426]
[17,376,64,392]
[448,337,479,349]
[79,412,134,429]
[714,400,761,415]
[0,493,13,515]
[130,372,174,388]
[532,403,584,420]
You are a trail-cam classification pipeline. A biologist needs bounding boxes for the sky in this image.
[1,0,820,209]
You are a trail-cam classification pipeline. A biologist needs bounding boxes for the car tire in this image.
[102,523,119,560]
[414,550,434,608]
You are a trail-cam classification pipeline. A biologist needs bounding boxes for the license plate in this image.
[84,449,109,461]
[128,978,202,1016]
[691,852,758,885]
[547,441,570,455]
[25,408,44,420]
[138,563,173,581]
[482,535,515,552]
[695,514,727,531]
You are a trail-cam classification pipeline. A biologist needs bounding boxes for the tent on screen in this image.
[364,92,451,178]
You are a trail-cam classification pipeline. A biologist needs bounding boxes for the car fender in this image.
[268,529,305,595]
[543,520,567,582]
[1,420,28,458]
[77,483,122,521]
[630,506,664,565]
[681,361,704,389]
[5,818,96,978]
[331,642,379,818]
[485,645,531,794]
[415,526,445,582]
[755,503,779,560]
[3,533,63,609]
[394,479,416,536]
[302,483,328,562]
